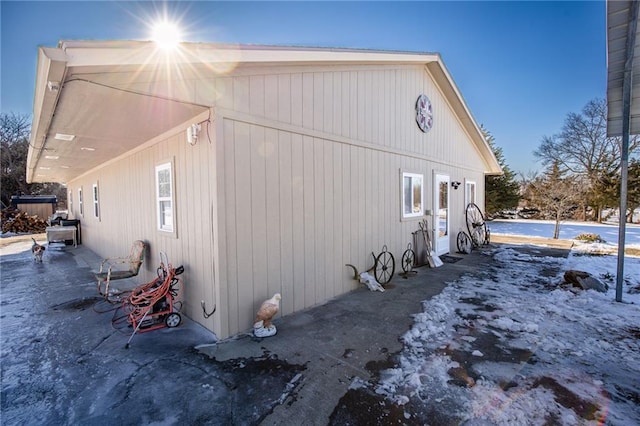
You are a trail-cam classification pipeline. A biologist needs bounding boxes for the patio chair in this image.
[96,240,146,302]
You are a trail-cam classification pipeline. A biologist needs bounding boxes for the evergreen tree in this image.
[626,159,640,223]
[591,168,619,221]
[607,158,640,223]
[483,127,521,216]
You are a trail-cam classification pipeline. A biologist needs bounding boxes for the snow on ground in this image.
[489,219,640,246]
[375,245,640,425]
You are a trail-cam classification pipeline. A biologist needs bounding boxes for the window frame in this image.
[401,171,424,220]
[92,183,100,220]
[155,160,176,234]
[465,179,477,208]
[78,187,84,217]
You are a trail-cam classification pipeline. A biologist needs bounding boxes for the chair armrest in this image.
[99,257,131,273]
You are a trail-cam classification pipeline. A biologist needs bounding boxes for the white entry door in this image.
[434,173,450,255]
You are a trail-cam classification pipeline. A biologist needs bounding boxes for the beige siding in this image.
[68,61,490,339]
[215,65,486,172]
[67,124,219,333]
[216,121,486,336]
[214,63,489,335]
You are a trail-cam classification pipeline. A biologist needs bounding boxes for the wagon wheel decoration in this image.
[373,245,395,285]
[466,203,488,248]
[401,243,416,274]
[456,231,472,254]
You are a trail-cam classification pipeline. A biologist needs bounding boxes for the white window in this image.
[155,162,174,232]
[92,183,100,219]
[465,180,477,207]
[402,172,424,219]
[78,188,84,217]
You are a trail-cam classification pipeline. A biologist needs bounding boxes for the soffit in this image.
[28,41,500,182]
[32,79,205,183]
[607,0,640,137]
[28,48,208,183]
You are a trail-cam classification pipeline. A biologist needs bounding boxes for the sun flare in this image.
[151,20,182,49]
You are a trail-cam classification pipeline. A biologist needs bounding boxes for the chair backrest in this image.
[128,241,146,274]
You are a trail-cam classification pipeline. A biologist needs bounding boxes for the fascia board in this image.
[27,47,68,183]
[31,40,500,179]
[427,59,502,175]
[58,40,440,68]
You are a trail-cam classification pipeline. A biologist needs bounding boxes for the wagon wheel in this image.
[374,245,395,285]
[457,231,472,254]
[466,203,488,248]
[401,243,416,273]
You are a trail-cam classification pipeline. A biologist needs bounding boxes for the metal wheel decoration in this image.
[401,243,416,274]
[456,231,472,254]
[466,203,488,248]
[374,245,395,285]
[415,94,434,133]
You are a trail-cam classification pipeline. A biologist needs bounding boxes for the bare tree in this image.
[534,98,640,221]
[1,112,66,207]
[523,162,582,239]
[1,113,31,206]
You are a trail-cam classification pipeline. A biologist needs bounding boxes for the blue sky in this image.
[1,1,605,174]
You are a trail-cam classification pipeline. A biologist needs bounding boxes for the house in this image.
[28,41,501,338]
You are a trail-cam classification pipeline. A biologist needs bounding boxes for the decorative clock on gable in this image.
[415,94,433,133]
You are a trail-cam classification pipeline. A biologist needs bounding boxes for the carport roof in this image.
[606,0,640,137]
[28,41,501,184]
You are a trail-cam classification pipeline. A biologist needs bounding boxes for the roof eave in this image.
[58,40,442,68]
[28,41,501,182]
[27,47,68,183]
[426,60,502,175]
[606,0,640,137]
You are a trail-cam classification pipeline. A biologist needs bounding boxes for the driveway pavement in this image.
[0,236,567,425]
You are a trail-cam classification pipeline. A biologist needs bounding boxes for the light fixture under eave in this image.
[47,81,60,92]
[80,147,96,151]
[186,123,201,145]
[45,155,60,160]
[55,133,75,141]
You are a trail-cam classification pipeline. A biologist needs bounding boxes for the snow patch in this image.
[374,245,640,424]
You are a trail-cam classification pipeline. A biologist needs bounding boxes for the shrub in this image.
[574,233,604,243]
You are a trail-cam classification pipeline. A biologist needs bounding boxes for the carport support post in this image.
[616,0,639,303]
